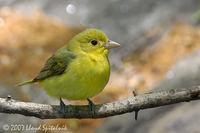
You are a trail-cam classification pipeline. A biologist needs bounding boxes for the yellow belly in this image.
[40,55,110,100]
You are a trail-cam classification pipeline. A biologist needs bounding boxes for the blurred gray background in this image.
[1,0,200,66]
[0,0,200,133]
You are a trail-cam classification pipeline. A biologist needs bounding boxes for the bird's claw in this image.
[87,98,95,117]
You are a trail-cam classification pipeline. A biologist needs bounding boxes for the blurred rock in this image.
[96,51,200,133]
[0,1,200,133]
[0,10,82,85]
[0,0,200,67]
[124,23,200,92]
[155,51,200,91]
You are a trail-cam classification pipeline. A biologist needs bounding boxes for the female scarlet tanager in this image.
[18,28,120,112]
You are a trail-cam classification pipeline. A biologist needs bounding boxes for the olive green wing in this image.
[34,50,76,81]
[17,50,76,86]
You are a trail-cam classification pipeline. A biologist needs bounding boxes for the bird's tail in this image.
[15,79,35,87]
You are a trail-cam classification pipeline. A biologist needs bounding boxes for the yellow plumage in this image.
[18,28,120,101]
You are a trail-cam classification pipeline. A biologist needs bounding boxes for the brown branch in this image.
[0,86,200,119]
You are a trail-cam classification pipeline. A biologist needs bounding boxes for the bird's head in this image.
[67,28,120,56]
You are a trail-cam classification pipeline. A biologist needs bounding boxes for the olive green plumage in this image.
[18,28,120,100]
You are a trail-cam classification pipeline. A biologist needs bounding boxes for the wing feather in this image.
[33,50,76,82]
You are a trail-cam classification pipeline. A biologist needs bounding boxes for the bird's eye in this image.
[90,40,98,46]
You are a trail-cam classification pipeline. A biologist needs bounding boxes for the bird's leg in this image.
[87,98,95,117]
[59,97,66,114]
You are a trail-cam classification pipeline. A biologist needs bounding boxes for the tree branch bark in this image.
[0,86,200,119]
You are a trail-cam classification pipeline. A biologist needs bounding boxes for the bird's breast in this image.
[71,54,110,79]
[40,53,110,100]
[71,54,110,85]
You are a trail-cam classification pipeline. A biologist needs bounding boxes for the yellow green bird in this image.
[18,28,120,113]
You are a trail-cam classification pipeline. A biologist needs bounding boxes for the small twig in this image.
[0,86,199,119]
[132,89,139,120]
[135,110,139,120]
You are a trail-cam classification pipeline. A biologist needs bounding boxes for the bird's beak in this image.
[104,40,121,49]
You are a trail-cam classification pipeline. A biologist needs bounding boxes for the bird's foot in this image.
[87,98,95,118]
[59,97,66,114]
